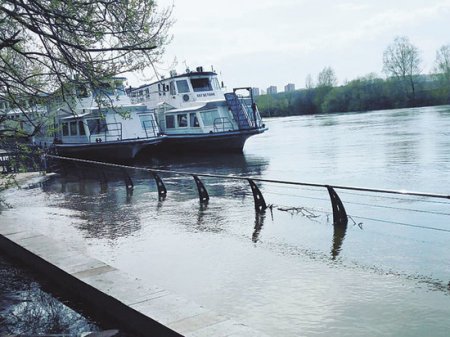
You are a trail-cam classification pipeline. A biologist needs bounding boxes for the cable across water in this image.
[45,154,450,201]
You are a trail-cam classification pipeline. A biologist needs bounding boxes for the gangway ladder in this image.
[224,92,252,130]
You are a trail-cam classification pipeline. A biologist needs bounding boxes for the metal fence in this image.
[44,154,450,233]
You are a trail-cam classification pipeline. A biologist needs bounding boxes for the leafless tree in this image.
[305,73,314,89]
[317,66,337,88]
[434,44,450,84]
[383,36,421,100]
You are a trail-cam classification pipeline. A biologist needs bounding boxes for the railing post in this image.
[326,185,348,227]
[123,169,134,196]
[74,162,85,180]
[247,179,267,212]
[151,171,167,200]
[193,175,209,204]
[98,169,108,192]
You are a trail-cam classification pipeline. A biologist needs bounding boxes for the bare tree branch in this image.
[0,0,172,137]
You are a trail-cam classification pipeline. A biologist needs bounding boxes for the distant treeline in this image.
[256,74,450,117]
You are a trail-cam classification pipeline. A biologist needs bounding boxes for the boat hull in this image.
[156,127,267,153]
[54,138,163,163]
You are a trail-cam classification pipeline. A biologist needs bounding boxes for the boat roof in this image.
[130,71,218,91]
[165,104,207,113]
[60,112,92,120]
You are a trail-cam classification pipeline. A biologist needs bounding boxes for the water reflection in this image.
[195,203,209,232]
[41,152,270,241]
[331,223,347,260]
[42,177,142,240]
[252,211,266,243]
[137,152,270,177]
[2,284,98,334]
[0,255,98,335]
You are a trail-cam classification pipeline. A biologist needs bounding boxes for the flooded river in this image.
[2,105,450,336]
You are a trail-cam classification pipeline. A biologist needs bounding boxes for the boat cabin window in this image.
[169,81,176,95]
[87,118,108,134]
[78,121,86,135]
[176,80,190,93]
[62,123,69,136]
[61,120,87,136]
[212,78,221,90]
[70,121,78,135]
[177,114,188,127]
[166,115,175,129]
[158,83,168,96]
[200,110,220,126]
[191,78,213,92]
[190,113,200,127]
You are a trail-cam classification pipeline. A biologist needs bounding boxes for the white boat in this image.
[33,77,164,162]
[129,66,267,153]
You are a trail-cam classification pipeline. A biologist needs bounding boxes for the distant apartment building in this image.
[284,83,295,92]
[267,86,277,95]
[251,87,260,97]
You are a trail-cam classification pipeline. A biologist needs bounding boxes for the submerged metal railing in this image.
[44,154,450,232]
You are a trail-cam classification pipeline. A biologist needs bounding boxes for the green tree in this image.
[314,66,337,112]
[382,36,421,102]
[0,0,172,136]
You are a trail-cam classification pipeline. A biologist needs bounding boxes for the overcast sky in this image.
[128,0,450,91]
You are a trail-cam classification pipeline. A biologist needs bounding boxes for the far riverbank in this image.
[256,76,450,117]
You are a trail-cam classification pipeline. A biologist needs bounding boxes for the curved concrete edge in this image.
[0,222,269,337]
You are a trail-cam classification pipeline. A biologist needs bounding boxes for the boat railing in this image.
[213,117,234,132]
[236,96,254,128]
[142,119,160,138]
[239,96,263,128]
[89,122,122,143]
[226,91,263,129]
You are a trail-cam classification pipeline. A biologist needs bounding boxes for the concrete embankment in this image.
[0,176,268,337]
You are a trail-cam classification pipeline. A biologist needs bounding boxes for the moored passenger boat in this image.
[33,77,164,162]
[129,67,267,153]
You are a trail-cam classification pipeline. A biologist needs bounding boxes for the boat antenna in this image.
[183,60,190,73]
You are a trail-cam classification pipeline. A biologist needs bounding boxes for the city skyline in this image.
[126,0,450,91]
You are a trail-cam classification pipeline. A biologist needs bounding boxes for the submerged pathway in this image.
[0,187,268,337]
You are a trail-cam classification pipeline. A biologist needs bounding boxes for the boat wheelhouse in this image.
[33,77,164,162]
[129,67,267,153]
